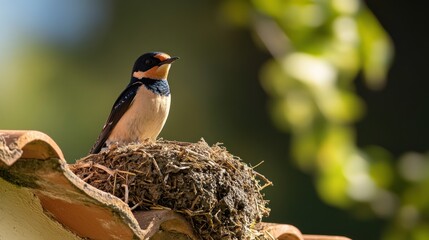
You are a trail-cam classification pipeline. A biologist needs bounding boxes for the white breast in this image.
[107,86,171,144]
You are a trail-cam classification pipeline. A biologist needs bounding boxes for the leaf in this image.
[356,7,394,89]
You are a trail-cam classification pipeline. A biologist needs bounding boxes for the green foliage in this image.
[222,0,428,238]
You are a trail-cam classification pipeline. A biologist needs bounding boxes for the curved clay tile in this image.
[0,130,146,239]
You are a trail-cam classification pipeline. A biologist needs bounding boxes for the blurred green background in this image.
[1,1,428,239]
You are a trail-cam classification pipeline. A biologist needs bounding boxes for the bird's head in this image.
[132,52,179,81]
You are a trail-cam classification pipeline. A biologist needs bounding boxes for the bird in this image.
[89,52,178,154]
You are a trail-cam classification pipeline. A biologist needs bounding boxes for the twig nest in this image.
[71,139,271,239]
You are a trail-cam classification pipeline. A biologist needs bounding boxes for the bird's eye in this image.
[144,59,153,65]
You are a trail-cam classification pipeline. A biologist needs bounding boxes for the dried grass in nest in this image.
[70,139,271,239]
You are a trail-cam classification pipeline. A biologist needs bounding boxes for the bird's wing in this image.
[89,82,143,154]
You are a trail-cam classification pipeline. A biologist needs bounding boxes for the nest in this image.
[70,139,271,239]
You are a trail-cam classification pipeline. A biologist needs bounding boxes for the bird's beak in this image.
[158,56,179,66]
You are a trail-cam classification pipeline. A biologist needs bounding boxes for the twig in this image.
[82,172,94,182]
[190,195,200,210]
[116,170,136,176]
[122,184,129,203]
[130,201,142,211]
[253,171,273,190]
[112,172,117,195]
[152,158,163,178]
[251,160,264,169]
[93,163,115,176]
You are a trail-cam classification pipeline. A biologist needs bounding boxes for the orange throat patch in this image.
[133,64,171,80]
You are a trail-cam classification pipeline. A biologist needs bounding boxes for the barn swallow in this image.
[89,52,178,154]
